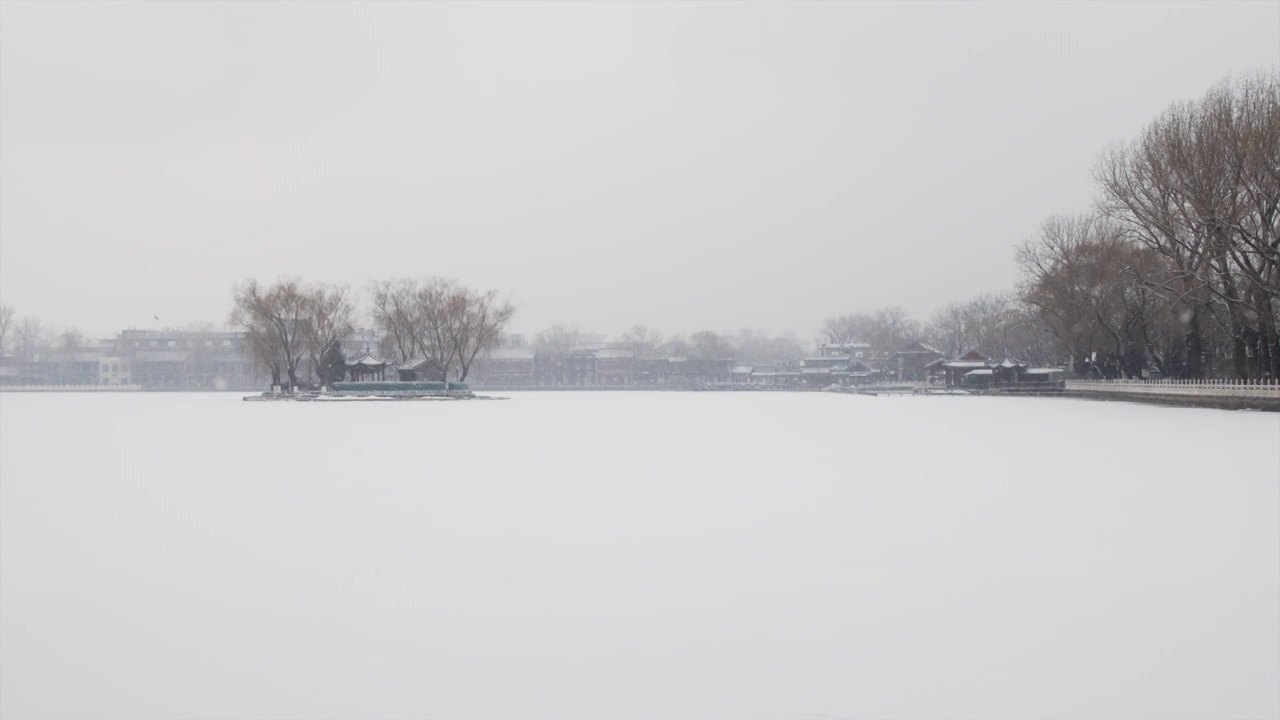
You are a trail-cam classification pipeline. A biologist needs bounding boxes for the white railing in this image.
[0,384,142,392]
[1066,378,1280,398]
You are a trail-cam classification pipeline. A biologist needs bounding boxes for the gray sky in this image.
[1,1,1277,341]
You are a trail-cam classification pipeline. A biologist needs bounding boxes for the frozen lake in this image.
[1,392,1277,719]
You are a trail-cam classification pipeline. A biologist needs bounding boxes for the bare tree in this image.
[731,330,804,365]
[242,318,285,389]
[618,325,664,359]
[367,277,515,383]
[303,283,358,388]
[368,278,425,365]
[1016,214,1136,376]
[231,278,309,392]
[1095,69,1280,379]
[821,313,872,345]
[660,333,689,358]
[688,330,734,361]
[15,316,50,363]
[57,327,86,352]
[864,306,920,363]
[414,277,462,378]
[446,288,515,382]
[820,307,920,367]
[0,304,14,358]
[534,323,583,355]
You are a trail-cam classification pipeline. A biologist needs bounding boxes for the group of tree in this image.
[526,323,806,366]
[532,307,1056,370]
[231,279,352,391]
[822,307,921,365]
[231,276,514,392]
[367,277,516,384]
[0,303,93,364]
[13,74,1277,385]
[1018,69,1279,380]
[814,70,1278,381]
[817,299,1059,368]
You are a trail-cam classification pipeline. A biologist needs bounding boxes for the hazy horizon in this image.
[2,1,1277,341]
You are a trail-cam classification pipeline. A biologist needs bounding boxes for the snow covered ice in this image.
[1,392,1277,719]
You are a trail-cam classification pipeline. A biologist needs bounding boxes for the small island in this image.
[234,278,512,402]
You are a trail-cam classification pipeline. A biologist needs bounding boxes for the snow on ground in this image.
[1,392,1277,720]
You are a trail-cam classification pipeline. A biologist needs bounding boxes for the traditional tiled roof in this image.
[346,353,386,367]
[397,357,439,371]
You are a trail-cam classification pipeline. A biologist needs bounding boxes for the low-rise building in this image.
[596,347,635,385]
[396,357,446,383]
[97,356,132,386]
[104,329,264,390]
[819,342,870,359]
[472,347,537,387]
[895,341,945,382]
[45,348,108,386]
[943,350,992,387]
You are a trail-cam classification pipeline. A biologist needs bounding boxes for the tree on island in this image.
[320,342,347,388]
[232,279,360,392]
[303,284,357,388]
[368,276,515,384]
[231,278,309,392]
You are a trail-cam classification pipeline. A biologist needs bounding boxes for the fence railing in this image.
[1066,378,1280,398]
[0,384,142,392]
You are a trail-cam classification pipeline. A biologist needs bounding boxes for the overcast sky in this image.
[1,1,1276,341]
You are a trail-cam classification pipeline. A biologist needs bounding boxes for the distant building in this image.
[0,353,45,386]
[595,347,635,385]
[941,352,1049,389]
[132,350,192,388]
[396,357,445,383]
[819,342,870,359]
[924,357,947,384]
[943,349,992,387]
[894,341,945,382]
[345,353,389,382]
[471,347,537,387]
[98,357,133,386]
[45,348,107,386]
[104,329,264,390]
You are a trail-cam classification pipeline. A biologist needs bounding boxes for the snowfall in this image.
[0,392,1277,720]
